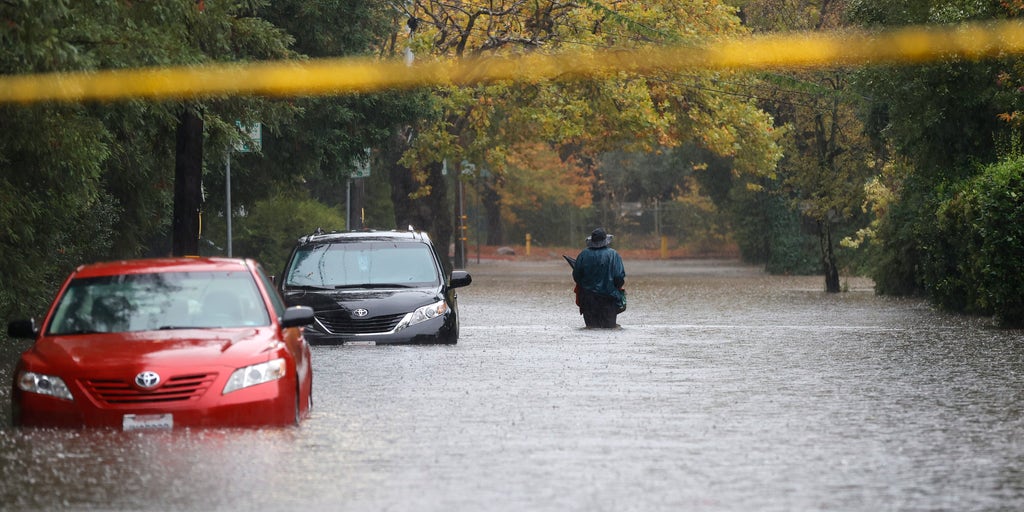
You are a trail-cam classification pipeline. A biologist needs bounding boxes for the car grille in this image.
[317,311,406,335]
[83,373,217,405]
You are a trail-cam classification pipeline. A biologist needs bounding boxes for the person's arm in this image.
[612,253,625,288]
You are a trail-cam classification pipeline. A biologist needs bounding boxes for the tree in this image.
[385,0,780,268]
[848,0,1013,298]
[231,193,347,276]
[780,74,873,291]
[497,142,593,245]
[168,1,298,256]
[194,1,435,252]
[0,0,296,317]
[720,0,876,289]
[0,2,126,318]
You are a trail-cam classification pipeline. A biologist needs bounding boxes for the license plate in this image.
[123,413,173,431]
[345,341,377,346]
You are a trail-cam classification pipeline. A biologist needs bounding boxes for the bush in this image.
[213,194,347,277]
[0,191,120,322]
[729,181,820,275]
[931,157,1024,325]
[868,176,935,297]
[965,157,1024,325]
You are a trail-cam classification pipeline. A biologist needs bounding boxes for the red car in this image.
[5,257,315,430]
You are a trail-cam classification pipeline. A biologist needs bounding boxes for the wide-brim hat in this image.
[586,228,613,248]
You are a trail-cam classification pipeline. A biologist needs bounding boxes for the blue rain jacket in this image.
[572,246,625,302]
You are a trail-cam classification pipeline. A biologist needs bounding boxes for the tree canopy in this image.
[384,0,780,262]
[3,0,1024,326]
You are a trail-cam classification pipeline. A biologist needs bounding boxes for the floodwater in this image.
[1,259,1022,511]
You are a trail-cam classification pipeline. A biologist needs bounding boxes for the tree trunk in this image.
[172,108,203,257]
[384,127,454,273]
[820,220,840,293]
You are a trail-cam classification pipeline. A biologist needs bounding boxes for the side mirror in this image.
[281,306,315,328]
[450,270,472,289]
[7,319,38,339]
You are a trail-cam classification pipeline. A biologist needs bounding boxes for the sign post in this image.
[228,122,261,256]
[347,148,371,231]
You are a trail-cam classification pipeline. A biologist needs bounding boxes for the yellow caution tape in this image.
[1,19,1023,103]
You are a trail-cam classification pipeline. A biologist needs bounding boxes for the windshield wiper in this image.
[333,283,414,289]
[286,284,333,290]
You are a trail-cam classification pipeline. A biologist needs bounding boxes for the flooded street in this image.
[2,259,1023,511]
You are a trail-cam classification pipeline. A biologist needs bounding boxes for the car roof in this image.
[295,229,432,245]
[71,257,254,279]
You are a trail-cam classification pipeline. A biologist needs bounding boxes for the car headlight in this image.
[395,300,449,331]
[17,371,74,401]
[223,358,286,395]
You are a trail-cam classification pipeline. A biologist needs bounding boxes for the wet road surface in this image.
[1,259,1022,511]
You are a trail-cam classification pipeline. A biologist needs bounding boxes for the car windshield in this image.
[285,241,440,288]
[47,271,270,334]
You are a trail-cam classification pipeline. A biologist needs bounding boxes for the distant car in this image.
[278,229,471,345]
[6,257,315,430]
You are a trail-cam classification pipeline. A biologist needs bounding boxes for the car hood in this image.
[283,287,443,315]
[29,328,279,370]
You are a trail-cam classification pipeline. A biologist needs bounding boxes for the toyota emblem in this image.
[135,371,161,389]
[353,308,369,317]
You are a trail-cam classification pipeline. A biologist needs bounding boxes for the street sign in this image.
[235,121,261,153]
[350,147,371,178]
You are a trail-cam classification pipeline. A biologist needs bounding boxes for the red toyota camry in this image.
[5,257,315,430]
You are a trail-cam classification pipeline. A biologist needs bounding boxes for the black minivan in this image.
[277,229,472,345]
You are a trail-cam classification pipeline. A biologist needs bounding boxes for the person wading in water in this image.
[572,227,626,328]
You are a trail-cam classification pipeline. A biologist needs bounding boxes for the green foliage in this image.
[396,0,781,262]
[863,174,932,296]
[848,0,1024,314]
[849,1,1007,180]
[259,0,390,58]
[0,104,115,320]
[722,3,875,287]
[219,92,431,218]
[655,197,733,254]
[0,0,380,321]
[927,157,1024,325]
[237,1,428,223]
[1,0,76,73]
[0,2,116,319]
[927,182,977,311]
[729,178,821,274]
[360,160,398,229]
[845,0,934,27]
[0,183,120,320]
[228,193,347,277]
[856,60,1005,181]
[590,145,734,253]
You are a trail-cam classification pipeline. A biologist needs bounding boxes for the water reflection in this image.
[1,259,1022,511]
